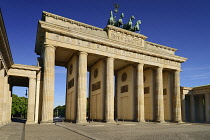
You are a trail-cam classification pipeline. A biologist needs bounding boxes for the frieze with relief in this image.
[110,31,142,46]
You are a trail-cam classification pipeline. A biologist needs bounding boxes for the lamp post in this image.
[25,88,28,119]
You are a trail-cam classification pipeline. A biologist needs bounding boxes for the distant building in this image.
[181,85,210,123]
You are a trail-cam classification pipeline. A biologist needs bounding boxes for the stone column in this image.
[205,93,210,123]
[26,77,36,124]
[35,71,41,123]
[7,87,12,123]
[181,93,186,122]
[0,69,4,125]
[41,44,55,123]
[136,63,145,122]
[156,67,165,123]
[199,96,204,122]
[173,70,183,123]
[2,75,8,124]
[6,83,10,123]
[76,52,88,123]
[105,57,115,123]
[190,95,195,122]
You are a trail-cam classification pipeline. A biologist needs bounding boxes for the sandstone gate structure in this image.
[34,11,187,123]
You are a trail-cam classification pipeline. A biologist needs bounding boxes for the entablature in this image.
[36,20,187,64]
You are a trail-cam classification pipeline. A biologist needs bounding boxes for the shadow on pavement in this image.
[12,117,26,123]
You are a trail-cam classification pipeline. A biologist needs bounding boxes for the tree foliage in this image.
[54,105,65,117]
[12,94,28,117]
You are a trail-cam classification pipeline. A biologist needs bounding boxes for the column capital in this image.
[28,77,36,80]
[44,44,56,50]
[156,66,163,70]
[79,51,88,55]
[105,57,114,61]
[137,63,144,66]
[174,69,182,72]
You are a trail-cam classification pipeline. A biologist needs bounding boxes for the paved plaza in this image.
[1,118,210,140]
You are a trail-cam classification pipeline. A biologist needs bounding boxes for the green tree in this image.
[54,105,65,117]
[12,94,28,118]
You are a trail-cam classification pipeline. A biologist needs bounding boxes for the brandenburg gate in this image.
[35,11,187,123]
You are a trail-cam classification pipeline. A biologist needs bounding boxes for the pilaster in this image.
[136,63,145,122]
[41,44,56,123]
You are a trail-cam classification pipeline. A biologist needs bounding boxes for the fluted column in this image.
[0,69,4,125]
[173,70,183,123]
[181,93,186,122]
[190,95,195,122]
[76,52,88,123]
[105,57,115,123]
[205,93,210,123]
[199,96,204,121]
[137,63,145,122]
[2,75,8,124]
[35,71,41,123]
[26,77,36,124]
[7,87,12,123]
[156,67,165,123]
[41,44,55,123]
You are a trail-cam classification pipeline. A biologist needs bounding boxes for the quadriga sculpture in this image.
[122,15,135,30]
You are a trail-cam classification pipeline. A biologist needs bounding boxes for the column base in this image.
[0,121,3,126]
[138,120,146,123]
[76,120,87,124]
[26,121,35,124]
[176,120,185,123]
[205,121,210,124]
[1,122,8,125]
[40,120,54,124]
[156,120,166,123]
[105,119,116,123]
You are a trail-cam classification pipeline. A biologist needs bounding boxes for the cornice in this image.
[146,41,177,52]
[11,64,41,71]
[38,21,187,63]
[0,11,14,69]
[104,25,148,40]
[42,11,103,31]
[192,84,210,91]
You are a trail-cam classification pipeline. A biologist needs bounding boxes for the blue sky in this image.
[1,0,210,107]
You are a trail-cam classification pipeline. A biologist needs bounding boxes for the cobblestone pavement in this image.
[0,121,24,140]
[56,122,210,140]
[25,124,91,140]
[1,119,210,140]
